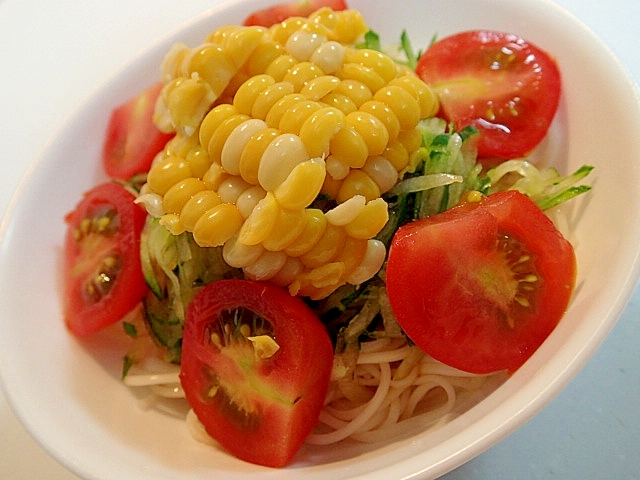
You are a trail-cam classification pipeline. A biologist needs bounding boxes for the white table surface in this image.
[0,1,638,479]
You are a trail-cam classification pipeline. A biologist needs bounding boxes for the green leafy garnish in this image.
[123,321,138,338]
[398,30,422,70]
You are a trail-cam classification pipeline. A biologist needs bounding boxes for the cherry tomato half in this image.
[102,82,173,179]
[243,0,348,27]
[63,182,149,336]
[386,190,576,374]
[180,279,333,467]
[416,30,561,162]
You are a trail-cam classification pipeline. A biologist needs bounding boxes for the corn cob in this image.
[141,7,439,299]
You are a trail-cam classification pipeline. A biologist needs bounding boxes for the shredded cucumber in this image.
[483,160,594,210]
[139,218,241,362]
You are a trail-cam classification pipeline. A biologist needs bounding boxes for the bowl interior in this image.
[1,0,639,479]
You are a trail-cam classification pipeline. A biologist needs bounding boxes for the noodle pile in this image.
[123,315,491,447]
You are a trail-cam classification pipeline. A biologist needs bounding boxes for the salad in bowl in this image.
[1,0,639,478]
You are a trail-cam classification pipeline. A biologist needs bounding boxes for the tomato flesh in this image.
[63,182,149,336]
[386,191,576,374]
[243,0,348,27]
[180,279,333,467]
[416,30,561,162]
[102,82,173,179]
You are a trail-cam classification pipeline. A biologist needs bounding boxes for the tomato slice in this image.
[385,191,576,374]
[416,30,561,162]
[180,279,333,467]
[102,82,173,179]
[63,182,149,336]
[243,0,348,27]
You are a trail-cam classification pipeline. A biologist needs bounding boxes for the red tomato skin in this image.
[102,82,173,179]
[180,279,333,467]
[63,182,149,336]
[386,191,576,374]
[416,30,561,161]
[243,0,348,27]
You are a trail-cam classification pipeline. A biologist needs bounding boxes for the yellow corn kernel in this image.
[325,195,365,226]
[258,133,309,192]
[310,8,367,45]
[251,81,295,120]
[310,41,345,75]
[180,190,222,231]
[374,85,421,130]
[264,93,306,128]
[221,118,268,176]
[325,155,350,180]
[233,74,275,116]
[238,192,280,245]
[205,24,243,44]
[185,44,237,98]
[321,172,342,199]
[265,53,298,82]
[300,223,346,268]
[192,202,243,247]
[346,239,386,285]
[344,197,389,239]
[285,29,327,61]
[206,113,251,165]
[244,41,285,77]
[300,75,340,101]
[160,42,190,81]
[319,92,357,115]
[236,185,267,218]
[307,6,340,30]
[359,100,400,142]
[262,208,308,251]
[164,132,199,158]
[339,63,386,94]
[222,235,264,268]
[202,162,228,191]
[269,16,308,43]
[344,48,398,84]
[278,100,322,135]
[390,75,439,119]
[332,79,372,107]
[298,106,345,158]
[332,237,368,279]
[199,104,238,150]
[307,262,345,288]
[362,155,399,194]
[185,144,211,179]
[161,77,216,135]
[270,257,304,287]
[147,154,192,195]
[295,263,346,299]
[160,213,186,236]
[217,176,251,204]
[217,69,251,105]
[282,61,324,92]
[337,169,382,203]
[333,10,368,44]
[398,127,423,154]
[162,177,207,214]
[284,209,327,257]
[221,26,267,69]
[382,139,410,172]
[274,157,326,211]
[329,124,368,169]
[243,250,288,281]
[239,127,280,185]
[345,110,389,156]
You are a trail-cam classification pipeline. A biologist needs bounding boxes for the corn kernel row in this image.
[142,8,439,299]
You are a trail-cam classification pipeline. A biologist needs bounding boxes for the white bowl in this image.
[1,0,639,478]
